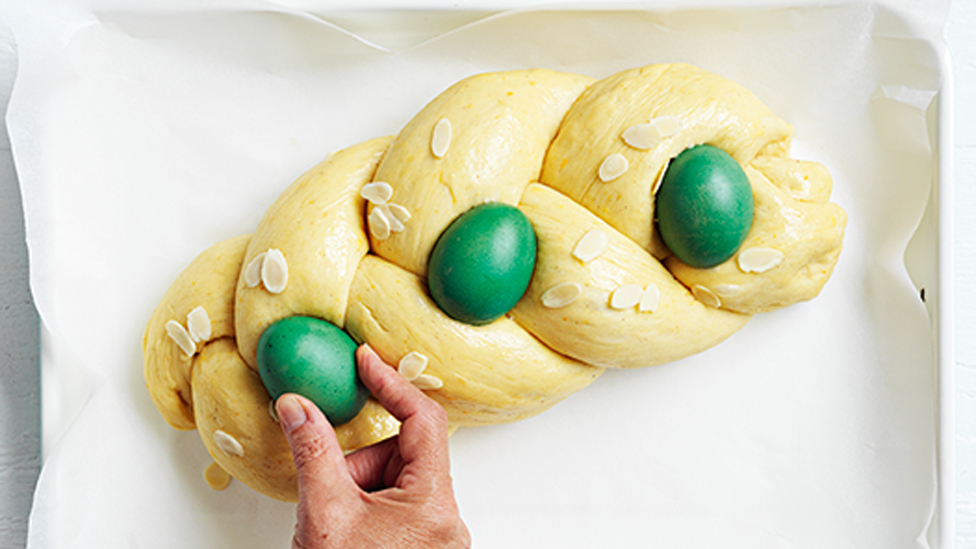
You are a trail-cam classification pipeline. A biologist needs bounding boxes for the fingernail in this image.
[276,394,307,432]
[360,342,377,358]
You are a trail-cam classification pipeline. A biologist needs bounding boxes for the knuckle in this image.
[291,433,336,470]
[420,398,449,427]
[419,503,470,547]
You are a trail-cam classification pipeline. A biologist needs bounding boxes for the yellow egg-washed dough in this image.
[143,63,846,501]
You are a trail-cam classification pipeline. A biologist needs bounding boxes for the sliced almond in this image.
[621,116,682,150]
[622,123,662,150]
[431,117,452,158]
[243,252,266,288]
[376,203,404,233]
[651,115,683,137]
[360,181,394,204]
[261,248,288,294]
[713,283,742,297]
[692,285,722,309]
[386,203,412,224]
[541,282,582,309]
[213,430,244,457]
[413,374,444,390]
[572,229,609,263]
[398,351,429,381]
[737,248,785,273]
[186,306,211,343]
[268,400,280,424]
[165,320,196,357]
[610,284,643,309]
[369,206,391,240]
[639,284,660,313]
[598,153,628,182]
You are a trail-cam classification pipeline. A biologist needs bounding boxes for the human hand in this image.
[275,344,471,549]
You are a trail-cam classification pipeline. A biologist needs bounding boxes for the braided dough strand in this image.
[511,183,750,368]
[368,69,594,277]
[144,233,400,501]
[235,136,392,368]
[665,163,847,313]
[192,336,400,502]
[542,63,794,258]
[144,234,250,430]
[345,255,603,426]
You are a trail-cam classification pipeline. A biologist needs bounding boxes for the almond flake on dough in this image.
[692,285,722,309]
[165,320,196,357]
[610,284,643,309]
[186,306,211,343]
[431,117,452,158]
[713,284,742,297]
[541,282,582,309]
[651,115,683,137]
[621,116,682,151]
[360,181,394,204]
[268,400,280,424]
[213,430,244,457]
[572,229,609,263]
[261,248,288,294]
[398,352,429,381]
[243,252,266,288]
[737,248,785,273]
[639,284,661,313]
[369,206,392,240]
[622,123,662,150]
[598,153,629,182]
[376,203,404,233]
[386,203,412,224]
[413,374,444,390]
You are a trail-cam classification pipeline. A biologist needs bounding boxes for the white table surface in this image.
[0,2,972,548]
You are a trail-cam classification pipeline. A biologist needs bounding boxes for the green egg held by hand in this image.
[257,316,368,426]
[428,202,537,326]
[656,144,754,269]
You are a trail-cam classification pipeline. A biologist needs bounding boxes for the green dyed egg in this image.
[428,202,537,325]
[656,144,754,269]
[257,316,367,426]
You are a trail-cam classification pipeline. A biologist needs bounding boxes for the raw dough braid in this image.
[143,63,846,501]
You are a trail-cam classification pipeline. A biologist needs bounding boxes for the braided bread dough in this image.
[143,63,846,501]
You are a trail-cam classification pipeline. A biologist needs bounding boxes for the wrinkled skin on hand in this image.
[276,345,471,549]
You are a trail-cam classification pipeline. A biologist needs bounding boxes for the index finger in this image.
[355,345,450,471]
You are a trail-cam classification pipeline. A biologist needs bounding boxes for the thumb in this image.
[276,393,357,507]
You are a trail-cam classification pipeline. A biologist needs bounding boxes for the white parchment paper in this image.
[2,1,950,547]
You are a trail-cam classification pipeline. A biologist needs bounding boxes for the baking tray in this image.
[3,1,953,547]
